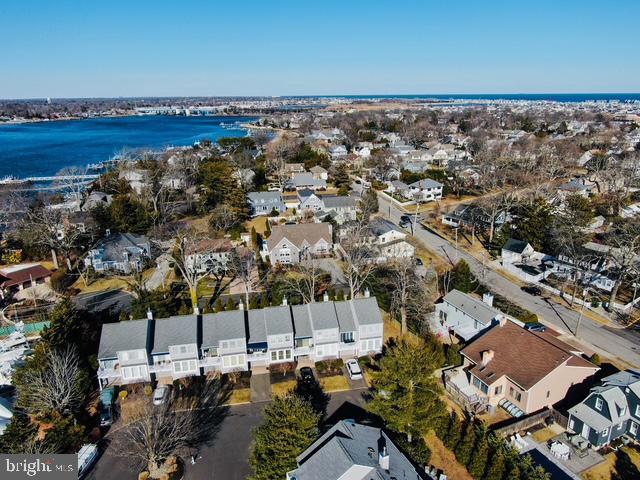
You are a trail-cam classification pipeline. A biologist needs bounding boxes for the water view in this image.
[0,115,253,178]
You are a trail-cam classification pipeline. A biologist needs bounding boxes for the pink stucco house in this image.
[452,319,599,416]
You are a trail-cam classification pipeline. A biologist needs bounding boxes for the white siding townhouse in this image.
[97,297,384,389]
[408,179,444,202]
[367,218,415,262]
[265,223,333,264]
[435,290,504,341]
[247,191,287,216]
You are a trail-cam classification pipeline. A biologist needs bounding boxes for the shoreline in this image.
[0,113,257,127]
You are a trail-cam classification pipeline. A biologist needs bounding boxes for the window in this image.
[636,405,640,417]
[494,386,503,395]
[223,354,245,368]
[620,406,627,416]
[509,387,522,402]
[173,359,197,374]
[472,376,489,395]
[595,397,604,411]
[295,338,312,348]
[546,390,551,399]
[631,422,638,436]
[341,332,355,343]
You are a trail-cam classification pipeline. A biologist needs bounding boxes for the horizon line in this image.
[2,92,640,101]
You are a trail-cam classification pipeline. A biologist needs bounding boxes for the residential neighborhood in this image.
[1,91,639,480]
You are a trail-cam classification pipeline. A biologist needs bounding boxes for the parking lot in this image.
[88,388,369,480]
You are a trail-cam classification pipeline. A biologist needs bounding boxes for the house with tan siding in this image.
[455,319,598,416]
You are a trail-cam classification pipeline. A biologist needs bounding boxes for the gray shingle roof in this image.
[247,191,283,204]
[409,178,443,189]
[291,420,424,480]
[322,196,357,208]
[442,289,501,326]
[291,304,314,338]
[98,319,151,359]
[247,305,293,343]
[152,315,198,354]
[307,302,339,331]
[201,310,246,347]
[333,301,356,332]
[349,297,384,326]
[503,238,530,254]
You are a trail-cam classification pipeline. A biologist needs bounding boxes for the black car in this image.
[299,367,315,385]
[521,285,543,296]
[524,323,546,333]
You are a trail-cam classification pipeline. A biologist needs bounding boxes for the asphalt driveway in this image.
[88,389,369,480]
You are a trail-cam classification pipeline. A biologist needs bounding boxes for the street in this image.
[377,194,640,368]
[87,389,369,480]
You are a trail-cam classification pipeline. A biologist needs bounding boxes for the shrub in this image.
[119,390,128,401]
[590,353,601,366]
[143,385,153,396]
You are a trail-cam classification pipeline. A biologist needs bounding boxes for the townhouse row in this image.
[97,297,384,389]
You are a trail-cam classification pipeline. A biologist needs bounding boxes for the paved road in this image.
[73,289,134,314]
[378,194,640,368]
[88,389,369,480]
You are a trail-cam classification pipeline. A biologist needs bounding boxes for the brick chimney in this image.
[481,349,494,366]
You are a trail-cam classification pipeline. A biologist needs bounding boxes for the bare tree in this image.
[339,222,376,299]
[281,256,329,304]
[53,165,92,204]
[389,258,435,334]
[22,204,83,269]
[16,347,84,416]
[228,248,262,308]
[168,230,229,313]
[113,379,227,478]
[209,204,239,233]
[604,221,640,311]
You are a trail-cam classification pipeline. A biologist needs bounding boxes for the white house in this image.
[435,290,504,341]
[265,223,333,264]
[97,297,385,388]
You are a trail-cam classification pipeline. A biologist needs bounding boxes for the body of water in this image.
[0,115,254,179]
[297,93,640,102]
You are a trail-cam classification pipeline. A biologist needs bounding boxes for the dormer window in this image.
[595,397,604,411]
[620,406,627,416]
[636,405,640,418]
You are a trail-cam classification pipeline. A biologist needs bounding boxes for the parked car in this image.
[399,215,412,227]
[99,387,116,427]
[153,385,170,406]
[78,444,99,479]
[524,323,546,333]
[521,285,543,296]
[299,367,315,386]
[346,359,363,380]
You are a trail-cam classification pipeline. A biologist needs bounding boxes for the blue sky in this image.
[1,0,639,98]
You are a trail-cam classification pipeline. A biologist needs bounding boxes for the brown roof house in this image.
[447,319,598,417]
[0,264,52,299]
[265,223,333,264]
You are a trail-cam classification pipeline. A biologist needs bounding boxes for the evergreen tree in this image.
[41,297,81,351]
[468,424,490,479]
[448,259,478,293]
[442,413,462,450]
[454,420,476,467]
[214,297,224,312]
[249,295,259,310]
[483,442,506,480]
[225,297,236,311]
[368,339,445,443]
[249,394,320,480]
[512,198,553,251]
[260,294,270,308]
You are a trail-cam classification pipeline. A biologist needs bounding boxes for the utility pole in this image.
[454,228,459,261]
[575,288,589,338]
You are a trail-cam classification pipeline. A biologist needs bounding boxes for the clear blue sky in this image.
[1,0,639,98]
